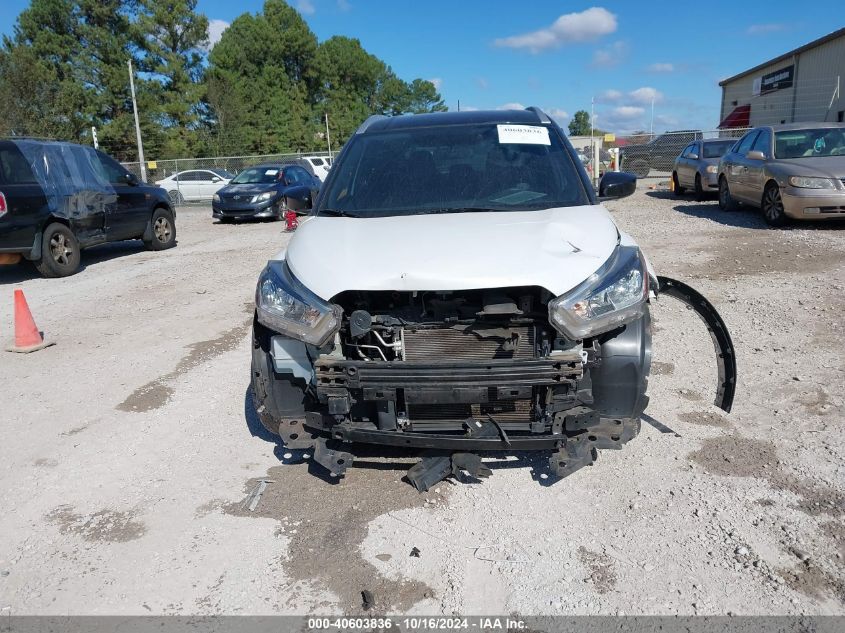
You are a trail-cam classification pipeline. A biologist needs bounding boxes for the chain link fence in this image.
[612,128,751,179]
[122,151,333,206]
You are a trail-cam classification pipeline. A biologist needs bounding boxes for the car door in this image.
[283,166,313,208]
[745,128,772,205]
[0,142,50,251]
[724,131,759,202]
[93,150,149,239]
[678,143,697,187]
[178,171,203,200]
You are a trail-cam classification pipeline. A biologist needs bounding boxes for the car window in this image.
[774,128,845,159]
[210,169,234,179]
[0,146,39,184]
[195,171,215,181]
[680,144,695,158]
[293,166,312,183]
[91,151,130,185]
[735,131,759,156]
[702,141,735,159]
[310,158,324,166]
[231,166,283,184]
[751,129,772,156]
[317,122,588,218]
[179,171,200,181]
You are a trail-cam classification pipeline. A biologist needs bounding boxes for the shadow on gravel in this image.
[0,239,155,284]
[646,190,845,231]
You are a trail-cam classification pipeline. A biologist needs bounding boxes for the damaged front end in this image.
[249,240,740,490]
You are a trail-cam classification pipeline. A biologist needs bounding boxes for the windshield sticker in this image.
[264,169,279,176]
[497,124,550,145]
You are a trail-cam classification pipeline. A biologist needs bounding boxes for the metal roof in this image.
[718,27,845,86]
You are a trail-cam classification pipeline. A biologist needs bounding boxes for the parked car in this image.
[718,123,845,226]
[249,108,736,489]
[211,161,320,222]
[0,139,176,277]
[301,155,332,182]
[620,130,702,178]
[672,138,737,200]
[155,168,234,204]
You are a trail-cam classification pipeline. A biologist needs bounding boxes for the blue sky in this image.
[2,1,843,133]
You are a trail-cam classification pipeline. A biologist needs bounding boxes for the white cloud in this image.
[494,7,617,53]
[297,0,316,15]
[747,23,786,35]
[428,78,443,90]
[647,62,674,73]
[612,106,645,119]
[628,86,664,104]
[337,0,351,10]
[591,40,627,68]
[547,108,569,123]
[206,19,229,49]
[499,102,526,110]
[597,89,623,103]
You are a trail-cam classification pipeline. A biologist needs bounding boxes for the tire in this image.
[34,222,81,278]
[143,207,177,250]
[167,190,184,205]
[762,182,788,227]
[630,159,650,179]
[672,172,685,196]
[718,176,737,211]
[694,174,704,201]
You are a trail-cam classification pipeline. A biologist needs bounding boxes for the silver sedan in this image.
[672,139,736,201]
[717,123,845,226]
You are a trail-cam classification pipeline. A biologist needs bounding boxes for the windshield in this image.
[317,123,588,217]
[230,166,282,184]
[774,128,845,159]
[702,141,735,159]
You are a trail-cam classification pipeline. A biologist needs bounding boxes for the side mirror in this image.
[598,171,637,200]
[688,153,699,160]
[287,194,312,211]
[211,176,221,183]
[125,172,139,186]
[746,150,766,161]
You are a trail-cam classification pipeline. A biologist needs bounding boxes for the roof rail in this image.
[355,114,388,135]
[525,107,551,124]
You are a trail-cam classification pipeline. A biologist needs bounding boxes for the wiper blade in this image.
[420,207,502,214]
[319,209,358,217]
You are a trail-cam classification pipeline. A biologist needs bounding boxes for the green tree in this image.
[136,0,209,157]
[568,110,591,136]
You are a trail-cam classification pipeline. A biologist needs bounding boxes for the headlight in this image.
[252,191,275,203]
[788,176,835,189]
[706,165,718,174]
[213,193,220,202]
[255,261,341,346]
[549,245,648,339]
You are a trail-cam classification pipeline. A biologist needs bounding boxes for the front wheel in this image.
[694,174,705,201]
[34,223,81,277]
[762,183,788,227]
[144,208,177,250]
[672,172,685,196]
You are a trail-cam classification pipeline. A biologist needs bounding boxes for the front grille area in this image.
[409,399,533,425]
[403,324,535,361]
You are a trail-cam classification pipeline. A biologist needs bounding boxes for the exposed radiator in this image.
[402,324,535,361]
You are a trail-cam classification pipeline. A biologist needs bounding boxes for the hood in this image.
[772,156,845,179]
[219,183,279,196]
[283,206,620,300]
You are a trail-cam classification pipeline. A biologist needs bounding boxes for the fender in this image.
[656,276,737,413]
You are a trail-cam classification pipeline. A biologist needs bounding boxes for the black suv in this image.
[0,139,176,277]
[619,130,702,178]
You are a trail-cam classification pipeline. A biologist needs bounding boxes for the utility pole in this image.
[325,113,332,159]
[127,59,146,182]
[91,126,98,149]
[650,98,655,137]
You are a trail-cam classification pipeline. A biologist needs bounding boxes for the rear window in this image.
[702,141,735,159]
[0,146,38,184]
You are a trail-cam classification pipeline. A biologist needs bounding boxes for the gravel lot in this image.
[1,188,843,616]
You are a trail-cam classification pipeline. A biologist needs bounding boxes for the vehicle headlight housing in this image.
[252,191,275,203]
[549,245,648,340]
[706,165,718,174]
[213,193,220,202]
[788,176,835,189]
[255,261,341,346]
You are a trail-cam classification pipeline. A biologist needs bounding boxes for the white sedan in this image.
[155,169,234,203]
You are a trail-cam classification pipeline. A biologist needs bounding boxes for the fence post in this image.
[175,158,180,205]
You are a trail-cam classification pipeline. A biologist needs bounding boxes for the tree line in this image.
[0,0,447,161]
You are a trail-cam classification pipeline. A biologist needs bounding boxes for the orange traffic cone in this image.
[6,289,55,353]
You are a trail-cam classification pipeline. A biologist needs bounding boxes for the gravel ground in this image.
[0,189,843,616]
